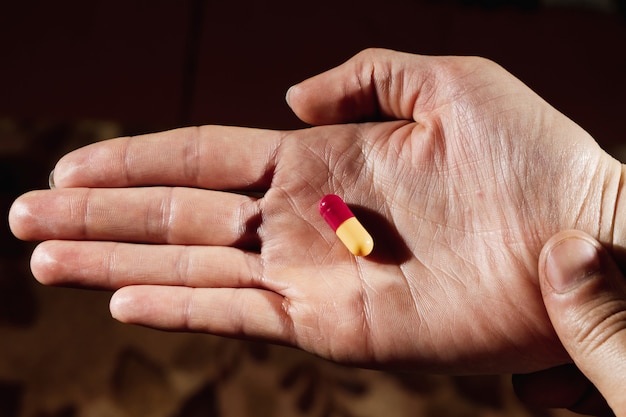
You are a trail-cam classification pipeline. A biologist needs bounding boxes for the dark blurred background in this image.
[1,0,625,135]
[0,1,625,416]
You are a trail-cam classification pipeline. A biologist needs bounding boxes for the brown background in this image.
[1,0,625,140]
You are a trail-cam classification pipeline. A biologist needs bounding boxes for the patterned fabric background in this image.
[0,120,594,417]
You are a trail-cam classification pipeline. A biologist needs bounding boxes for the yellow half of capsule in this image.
[335,217,374,257]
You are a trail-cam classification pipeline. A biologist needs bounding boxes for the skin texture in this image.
[8,49,625,375]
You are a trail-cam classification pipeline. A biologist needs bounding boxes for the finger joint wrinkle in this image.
[145,188,175,243]
[175,246,194,287]
[182,127,202,185]
[75,189,93,239]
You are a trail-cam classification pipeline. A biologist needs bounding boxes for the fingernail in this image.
[285,84,297,107]
[545,237,601,293]
[48,169,56,189]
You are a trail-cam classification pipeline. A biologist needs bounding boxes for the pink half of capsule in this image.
[319,194,374,257]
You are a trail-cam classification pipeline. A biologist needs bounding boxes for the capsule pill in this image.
[319,194,374,256]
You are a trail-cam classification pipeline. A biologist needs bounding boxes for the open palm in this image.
[9,49,622,374]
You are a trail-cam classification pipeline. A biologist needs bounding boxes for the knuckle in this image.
[573,300,626,357]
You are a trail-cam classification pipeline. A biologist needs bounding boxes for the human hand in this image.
[513,230,626,416]
[8,49,624,373]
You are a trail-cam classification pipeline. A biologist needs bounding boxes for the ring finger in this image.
[31,240,269,291]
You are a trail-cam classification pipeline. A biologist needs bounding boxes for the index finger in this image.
[51,125,282,190]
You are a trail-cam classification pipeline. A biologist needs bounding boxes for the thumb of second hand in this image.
[540,230,626,416]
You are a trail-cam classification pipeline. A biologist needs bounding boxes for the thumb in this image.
[540,230,626,416]
[285,48,433,125]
